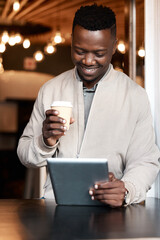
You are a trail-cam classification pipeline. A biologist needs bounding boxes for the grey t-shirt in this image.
[76,65,111,128]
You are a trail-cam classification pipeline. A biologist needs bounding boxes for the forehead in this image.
[72,25,113,49]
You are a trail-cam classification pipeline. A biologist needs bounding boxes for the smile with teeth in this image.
[81,66,98,73]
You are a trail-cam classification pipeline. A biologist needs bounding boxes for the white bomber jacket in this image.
[17,65,160,204]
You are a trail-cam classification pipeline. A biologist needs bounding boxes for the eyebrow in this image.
[74,46,108,52]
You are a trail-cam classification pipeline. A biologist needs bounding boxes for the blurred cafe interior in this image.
[0,0,159,199]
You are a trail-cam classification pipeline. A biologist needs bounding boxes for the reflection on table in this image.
[0,198,160,240]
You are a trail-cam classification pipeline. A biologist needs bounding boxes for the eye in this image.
[95,52,105,58]
[75,50,85,55]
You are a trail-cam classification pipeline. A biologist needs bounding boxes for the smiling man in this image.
[71,25,117,88]
[17,4,160,207]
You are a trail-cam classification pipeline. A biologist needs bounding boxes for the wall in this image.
[145,0,160,198]
[2,44,74,76]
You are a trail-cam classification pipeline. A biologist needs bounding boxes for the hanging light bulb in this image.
[34,51,44,62]
[8,35,16,46]
[23,39,30,49]
[13,0,20,11]
[54,32,62,44]
[2,31,9,44]
[138,47,145,58]
[44,43,56,54]
[15,33,22,44]
[0,42,6,53]
[117,41,126,54]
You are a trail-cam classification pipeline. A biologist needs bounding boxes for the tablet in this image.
[47,158,108,206]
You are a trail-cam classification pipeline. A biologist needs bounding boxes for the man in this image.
[17,4,160,207]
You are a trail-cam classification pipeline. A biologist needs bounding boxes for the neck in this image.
[82,79,99,89]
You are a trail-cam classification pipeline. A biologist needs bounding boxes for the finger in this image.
[46,109,59,116]
[46,115,66,124]
[45,110,67,126]
[90,194,124,207]
[45,123,67,131]
[94,180,107,188]
[94,173,113,187]
[43,129,65,139]
[108,172,117,182]
[89,186,125,206]
[43,122,67,139]
[98,199,123,207]
[94,193,124,201]
[93,187,126,196]
[88,187,95,196]
[92,193,124,207]
[94,181,111,190]
[94,180,125,190]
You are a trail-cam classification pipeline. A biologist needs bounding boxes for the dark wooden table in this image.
[0,198,160,240]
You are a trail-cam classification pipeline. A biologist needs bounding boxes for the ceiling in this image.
[0,0,144,46]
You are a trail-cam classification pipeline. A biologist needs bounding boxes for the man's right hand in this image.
[42,109,67,147]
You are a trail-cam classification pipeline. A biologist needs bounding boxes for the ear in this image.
[112,38,118,55]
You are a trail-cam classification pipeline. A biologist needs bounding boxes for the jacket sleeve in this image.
[17,85,58,168]
[121,89,160,204]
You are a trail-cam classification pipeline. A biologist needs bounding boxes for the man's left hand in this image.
[89,172,126,207]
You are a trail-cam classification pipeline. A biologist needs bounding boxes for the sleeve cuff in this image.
[41,136,59,149]
[122,180,137,205]
[34,135,59,154]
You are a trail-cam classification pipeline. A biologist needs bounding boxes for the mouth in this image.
[79,65,100,75]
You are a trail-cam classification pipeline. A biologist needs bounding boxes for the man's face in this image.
[71,25,117,88]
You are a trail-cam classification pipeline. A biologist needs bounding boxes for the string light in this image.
[15,33,22,44]
[34,51,44,62]
[54,32,62,44]
[8,35,16,46]
[2,31,9,44]
[138,47,145,58]
[23,39,30,49]
[0,42,6,53]
[44,43,56,54]
[13,1,20,11]
[117,41,126,54]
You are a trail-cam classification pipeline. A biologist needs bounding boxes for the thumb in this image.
[70,117,75,124]
[108,172,117,182]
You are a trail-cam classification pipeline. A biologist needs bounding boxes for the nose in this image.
[82,53,96,65]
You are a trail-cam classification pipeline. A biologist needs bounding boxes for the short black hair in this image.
[72,4,116,38]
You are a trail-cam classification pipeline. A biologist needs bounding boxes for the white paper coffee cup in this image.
[51,101,73,130]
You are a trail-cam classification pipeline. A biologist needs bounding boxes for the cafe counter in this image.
[0,197,160,240]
